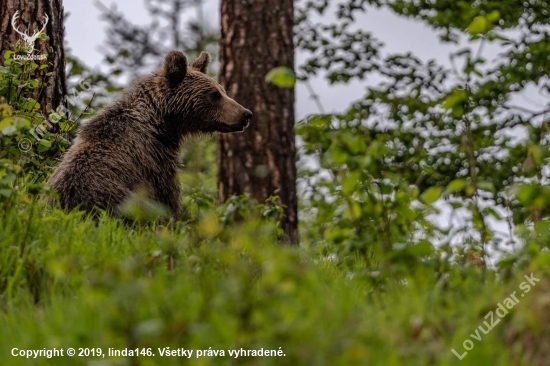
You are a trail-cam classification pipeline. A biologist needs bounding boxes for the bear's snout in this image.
[238,109,253,130]
[242,109,253,127]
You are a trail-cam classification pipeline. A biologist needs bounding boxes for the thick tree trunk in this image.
[0,0,67,115]
[218,0,298,244]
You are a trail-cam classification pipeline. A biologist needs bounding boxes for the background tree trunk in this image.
[218,0,298,244]
[0,0,67,115]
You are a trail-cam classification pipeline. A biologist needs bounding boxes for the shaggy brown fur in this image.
[48,51,252,217]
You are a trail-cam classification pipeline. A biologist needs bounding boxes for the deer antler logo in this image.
[11,11,49,54]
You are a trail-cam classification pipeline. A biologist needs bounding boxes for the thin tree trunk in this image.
[0,0,67,116]
[218,0,298,244]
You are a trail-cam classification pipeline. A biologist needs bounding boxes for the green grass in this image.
[0,202,548,366]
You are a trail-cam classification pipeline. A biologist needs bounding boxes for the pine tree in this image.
[218,0,298,244]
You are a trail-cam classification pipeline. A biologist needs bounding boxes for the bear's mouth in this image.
[222,117,250,133]
[236,117,251,131]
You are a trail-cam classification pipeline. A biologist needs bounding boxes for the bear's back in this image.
[48,104,180,214]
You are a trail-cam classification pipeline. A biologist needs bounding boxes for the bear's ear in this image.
[164,51,188,84]
[191,51,211,74]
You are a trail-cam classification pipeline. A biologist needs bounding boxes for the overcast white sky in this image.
[63,0,467,120]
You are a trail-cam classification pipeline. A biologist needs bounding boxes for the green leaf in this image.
[442,89,468,110]
[343,134,367,155]
[37,139,52,152]
[409,240,434,257]
[483,206,502,220]
[342,171,361,195]
[0,117,13,131]
[0,173,16,184]
[516,185,539,205]
[452,105,464,118]
[14,117,30,129]
[486,10,501,23]
[3,51,13,61]
[421,186,442,204]
[20,98,39,112]
[528,145,543,165]
[478,181,496,193]
[468,16,488,35]
[70,63,85,76]
[330,146,349,164]
[265,67,296,88]
[446,179,467,193]
[346,198,362,219]
[309,115,331,128]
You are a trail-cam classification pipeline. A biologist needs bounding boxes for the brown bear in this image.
[48,51,252,217]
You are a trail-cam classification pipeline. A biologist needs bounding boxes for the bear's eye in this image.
[211,91,222,102]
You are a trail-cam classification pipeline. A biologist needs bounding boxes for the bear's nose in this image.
[243,109,253,119]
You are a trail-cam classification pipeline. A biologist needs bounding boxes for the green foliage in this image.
[1,198,550,364]
[295,0,550,268]
[179,136,218,193]
[0,44,88,184]
[265,67,297,88]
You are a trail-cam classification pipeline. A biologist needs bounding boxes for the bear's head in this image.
[160,51,252,134]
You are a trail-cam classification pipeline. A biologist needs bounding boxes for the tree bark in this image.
[218,0,298,244]
[0,0,67,115]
